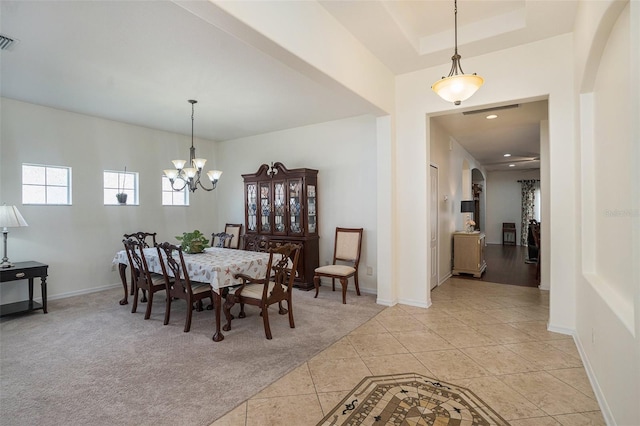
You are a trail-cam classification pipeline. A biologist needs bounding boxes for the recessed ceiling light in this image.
[508,164,516,167]
[503,153,511,157]
[486,114,498,119]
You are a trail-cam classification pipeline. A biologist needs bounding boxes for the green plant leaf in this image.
[175,229,210,253]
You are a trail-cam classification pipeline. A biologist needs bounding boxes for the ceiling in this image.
[0,1,577,170]
[431,100,548,171]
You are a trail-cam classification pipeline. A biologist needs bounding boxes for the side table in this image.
[0,261,49,317]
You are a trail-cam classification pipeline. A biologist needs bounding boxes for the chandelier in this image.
[431,0,484,105]
[164,100,222,192]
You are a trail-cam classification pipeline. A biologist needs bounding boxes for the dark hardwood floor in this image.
[456,243,539,288]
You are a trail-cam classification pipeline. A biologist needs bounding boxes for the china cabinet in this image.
[452,232,486,278]
[242,162,319,290]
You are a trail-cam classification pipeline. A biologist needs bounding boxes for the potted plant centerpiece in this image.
[116,167,128,205]
[176,230,210,254]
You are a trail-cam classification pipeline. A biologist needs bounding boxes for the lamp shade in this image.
[0,205,28,228]
[432,74,484,105]
[460,200,475,213]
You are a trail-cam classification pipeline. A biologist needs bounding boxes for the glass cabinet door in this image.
[273,180,286,234]
[288,179,303,235]
[259,182,271,233]
[307,184,317,234]
[246,183,257,232]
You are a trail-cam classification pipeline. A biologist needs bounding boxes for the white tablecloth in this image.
[113,247,271,291]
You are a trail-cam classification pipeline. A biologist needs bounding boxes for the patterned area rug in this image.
[318,373,509,426]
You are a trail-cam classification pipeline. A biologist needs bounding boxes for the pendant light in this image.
[432,0,484,105]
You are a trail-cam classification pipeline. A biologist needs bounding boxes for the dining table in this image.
[113,246,271,341]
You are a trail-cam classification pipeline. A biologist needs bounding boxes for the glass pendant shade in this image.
[207,170,223,182]
[172,159,187,170]
[163,169,179,180]
[432,74,484,105]
[192,158,207,169]
[183,167,197,179]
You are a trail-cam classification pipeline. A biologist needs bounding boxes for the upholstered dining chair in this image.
[211,232,233,248]
[122,238,166,319]
[224,223,243,249]
[123,232,158,296]
[223,243,301,340]
[314,227,363,304]
[156,242,214,333]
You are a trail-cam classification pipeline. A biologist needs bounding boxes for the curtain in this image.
[520,180,538,246]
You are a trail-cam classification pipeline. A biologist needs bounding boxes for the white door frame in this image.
[429,164,439,290]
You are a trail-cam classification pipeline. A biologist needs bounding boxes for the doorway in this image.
[429,165,438,290]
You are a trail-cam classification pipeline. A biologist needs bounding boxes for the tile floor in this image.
[211,278,605,426]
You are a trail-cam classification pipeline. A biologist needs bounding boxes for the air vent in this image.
[463,104,519,115]
[0,34,17,51]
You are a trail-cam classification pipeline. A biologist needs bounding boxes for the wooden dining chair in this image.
[123,232,158,296]
[122,238,166,320]
[211,232,233,248]
[223,243,301,340]
[224,223,243,249]
[314,227,363,304]
[123,231,157,247]
[156,242,214,333]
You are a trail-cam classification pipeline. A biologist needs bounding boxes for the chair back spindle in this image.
[123,232,157,248]
[211,232,233,248]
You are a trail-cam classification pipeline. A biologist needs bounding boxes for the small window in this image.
[162,176,189,206]
[22,164,72,205]
[104,170,138,205]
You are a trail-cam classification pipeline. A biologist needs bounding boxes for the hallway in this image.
[456,244,540,288]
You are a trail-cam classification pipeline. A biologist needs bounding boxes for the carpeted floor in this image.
[0,286,384,426]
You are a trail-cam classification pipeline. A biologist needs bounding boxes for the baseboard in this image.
[547,324,615,426]
[33,283,122,303]
[573,333,615,426]
[375,297,394,306]
[439,272,452,286]
[359,287,377,297]
[397,297,430,309]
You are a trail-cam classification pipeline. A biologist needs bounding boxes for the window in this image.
[534,187,542,222]
[22,164,72,205]
[162,176,189,206]
[104,170,138,205]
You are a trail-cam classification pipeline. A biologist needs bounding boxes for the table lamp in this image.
[0,205,29,268]
[461,200,475,232]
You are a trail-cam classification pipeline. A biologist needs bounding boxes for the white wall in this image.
[214,115,379,293]
[485,169,541,245]
[574,1,640,424]
[0,98,220,302]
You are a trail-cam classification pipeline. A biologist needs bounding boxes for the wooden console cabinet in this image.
[242,162,318,290]
[452,232,486,278]
[0,261,48,317]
